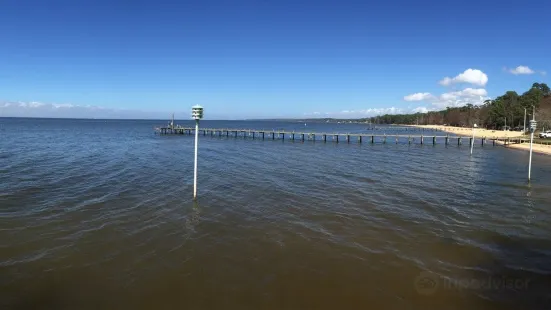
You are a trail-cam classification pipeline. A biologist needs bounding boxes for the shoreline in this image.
[405,124,525,138]
[494,140,551,155]
[409,125,551,156]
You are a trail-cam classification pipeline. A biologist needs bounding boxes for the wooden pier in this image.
[154,126,503,146]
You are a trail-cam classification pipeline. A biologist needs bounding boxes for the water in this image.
[1,118,551,309]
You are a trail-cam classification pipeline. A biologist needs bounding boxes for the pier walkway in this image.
[155,126,505,146]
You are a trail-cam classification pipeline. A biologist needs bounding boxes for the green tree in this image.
[488,96,507,128]
[503,91,522,127]
[532,82,550,97]
[521,87,544,109]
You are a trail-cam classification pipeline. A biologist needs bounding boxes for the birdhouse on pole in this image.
[529,120,537,133]
[192,105,203,120]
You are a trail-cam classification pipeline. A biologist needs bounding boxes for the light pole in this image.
[528,106,536,182]
[470,123,477,155]
[192,105,204,199]
[523,108,526,134]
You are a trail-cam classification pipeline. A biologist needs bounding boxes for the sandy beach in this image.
[495,140,551,155]
[410,125,551,155]
[409,124,525,138]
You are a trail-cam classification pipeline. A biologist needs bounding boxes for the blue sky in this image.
[1,0,549,119]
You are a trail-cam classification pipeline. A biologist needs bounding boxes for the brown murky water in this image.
[2,118,551,309]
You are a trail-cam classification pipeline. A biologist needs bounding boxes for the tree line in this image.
[362,83,551,130]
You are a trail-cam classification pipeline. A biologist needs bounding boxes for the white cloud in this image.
[306,107,405,118]
[412,107,430,113]
[52,103,75,109]
[431,88,489,109]
[0,101,190,119]
[439,88,487,100]
[357,107,404,115]
[439,77,453,86]
[402,88,489,110]
[308,85,491,119]
[402,68,490,113]
[18,101,46,108]
[403,92,433,101]
[439,69,488,87]
[509,66,535,75]
[541,71,547,76]
[463,88,488,96]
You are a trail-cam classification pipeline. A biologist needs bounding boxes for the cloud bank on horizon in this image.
[309,68,492,118]
[0,101,189,120]
[314,65,545,118]
[2,66,545,120]
[401,68,491,114]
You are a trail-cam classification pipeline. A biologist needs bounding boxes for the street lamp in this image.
[192,105,204,199]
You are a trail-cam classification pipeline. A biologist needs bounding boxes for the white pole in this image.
[528,130,533,181]
[528,107,534,182]
[194,119,199,199]
[523,108,526,134]
[470,125,475,155]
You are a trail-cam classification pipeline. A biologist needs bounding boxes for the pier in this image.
[154,126,502,146]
